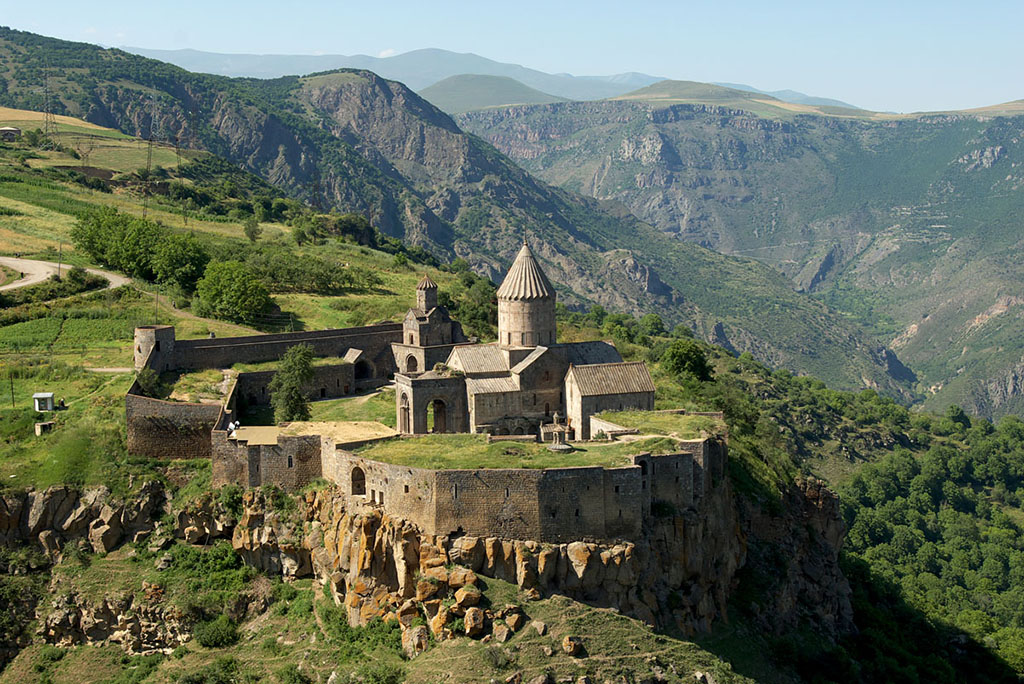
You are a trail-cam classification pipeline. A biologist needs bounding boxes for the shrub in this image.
[193,261,272,324]
[275,664,311,684]
[192,614,238,648]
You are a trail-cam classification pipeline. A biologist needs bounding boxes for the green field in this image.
[354,433,685,470]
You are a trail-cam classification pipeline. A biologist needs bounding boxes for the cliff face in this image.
[232,476,853,640]
[0,473,852,663]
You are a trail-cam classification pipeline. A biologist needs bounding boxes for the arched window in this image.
[406,355,418,373]
[351,467,366,496]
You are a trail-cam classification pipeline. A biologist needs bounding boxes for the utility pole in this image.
[9,372,14,409]
[57,241,62,278]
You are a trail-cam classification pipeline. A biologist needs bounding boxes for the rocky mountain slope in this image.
[0,26,912,395]
[459,100,1024,417]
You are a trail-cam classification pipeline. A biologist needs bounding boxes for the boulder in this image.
[531,620,548,636]
[415,578,440,601]
[493,623,512,643]
[504,674,522,684]
[506,612,526,632]
[464,606,485,637]
[526,675,553,684]
[455,584,481,607]
[429,606,451,638]
[562,635,583,656]
[448,566,477,588]
[396,600,419,628]
[402,625,429,658]
[88,520,121,553]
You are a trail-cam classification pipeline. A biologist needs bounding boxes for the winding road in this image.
[0,256,130,292]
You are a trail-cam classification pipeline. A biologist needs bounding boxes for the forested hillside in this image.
[0,26,913,396]
[459,100,1024,419]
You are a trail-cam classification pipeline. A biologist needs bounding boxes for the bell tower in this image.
[496,242,556,347]
[416,274,438,311]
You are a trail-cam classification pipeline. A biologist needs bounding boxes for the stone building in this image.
[395,242,655,439]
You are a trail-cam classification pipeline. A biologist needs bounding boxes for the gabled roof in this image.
[496,242,555,301]
[566,362,655,396]
[448,345,509,374]
[343,348,364,364]
[466,376,519,395]
[560,340,623,366]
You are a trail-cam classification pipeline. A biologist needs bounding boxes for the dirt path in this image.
[0,256,130,292]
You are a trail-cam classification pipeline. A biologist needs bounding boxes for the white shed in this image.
[0,126,21,142]
[33,392,55,412]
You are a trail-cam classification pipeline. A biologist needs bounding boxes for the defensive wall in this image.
[298,436,729,544]
[126,321,402,459]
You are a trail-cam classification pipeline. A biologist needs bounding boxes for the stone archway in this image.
[399,393,411,434]
[406,355,418,373]
[351,467,366,496]
[428,399,447,433]
[354,360,372,380]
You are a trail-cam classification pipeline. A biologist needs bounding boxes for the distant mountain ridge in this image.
[419,74,566,114]
[713,82,860,109]
[122,46,664,100]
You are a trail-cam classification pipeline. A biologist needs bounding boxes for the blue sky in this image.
[5,0,1021,112]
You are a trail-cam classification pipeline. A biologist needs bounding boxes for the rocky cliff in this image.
[0,471,852,664]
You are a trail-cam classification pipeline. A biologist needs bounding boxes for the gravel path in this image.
[0,256,130,292]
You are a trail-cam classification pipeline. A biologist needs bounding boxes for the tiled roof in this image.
[466,376,520,395]
[416,274,438,290]
[448,345,509,374]
[560,340,623,366]
[495,243,555,301]
[567,362,655,396]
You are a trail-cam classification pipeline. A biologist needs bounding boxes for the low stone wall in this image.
[125,382,223,459]
[235,363,355,407]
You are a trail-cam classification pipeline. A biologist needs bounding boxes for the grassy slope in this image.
[419,74,567,114]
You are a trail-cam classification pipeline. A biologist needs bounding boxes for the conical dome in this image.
[496,243,555,301]
[416,274,438,291]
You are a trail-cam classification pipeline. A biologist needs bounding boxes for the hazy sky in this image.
[5,0,1022,112]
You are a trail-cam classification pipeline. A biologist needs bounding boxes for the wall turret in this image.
[133,325,176,371]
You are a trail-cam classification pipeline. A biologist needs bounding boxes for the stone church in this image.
[393,242,655,440]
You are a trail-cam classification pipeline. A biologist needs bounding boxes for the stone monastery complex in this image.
[126,243,725,543]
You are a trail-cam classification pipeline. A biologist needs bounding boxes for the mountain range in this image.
[0,26,913,399]
[457,97,1024,418]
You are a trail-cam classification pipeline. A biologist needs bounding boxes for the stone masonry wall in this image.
[235,364,355,407]
[171,325,402,373]
[125,385,223,459]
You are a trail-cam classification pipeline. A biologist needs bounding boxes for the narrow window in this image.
[379,491,384,506]
[505,487,510,498]
[288,454,293,468]
[521,333,527,345]
[404,485,410,494]
[154,341,161,351]
[550,510,556,519]
[453,484,458,499]
[614,485,620,493]
[575,509,579,518]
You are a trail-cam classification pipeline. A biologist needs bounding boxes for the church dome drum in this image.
[496,242,556,347]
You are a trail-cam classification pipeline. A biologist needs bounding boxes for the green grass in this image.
[596,410,725,439]
[308,388,397,426]
[354,433,685,470]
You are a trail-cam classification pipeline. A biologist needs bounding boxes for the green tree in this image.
[268,343,315,423]
[243,216,262,243]
[193,261,272,324]
[639,313,666,336]
[661,338,713,381]
[152,232,209,292]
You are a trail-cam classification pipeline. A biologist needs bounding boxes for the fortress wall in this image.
[537,467,607,542]
[171,324,403,372]
[433,469,544,540]
[601,467,644,539]
[125,387,222,459]
[639,452,695,511]
[235,364,355,407]
[334,454,437,532]
[211,430,255,488]
[256,435,322,490]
